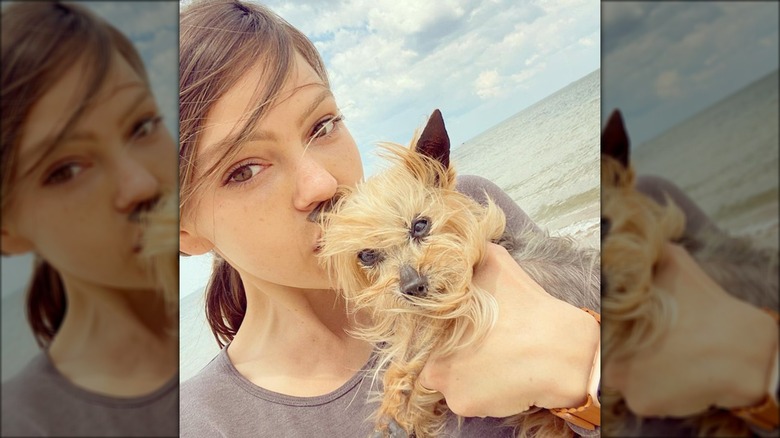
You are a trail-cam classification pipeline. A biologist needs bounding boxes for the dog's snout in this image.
[399,265,428,297]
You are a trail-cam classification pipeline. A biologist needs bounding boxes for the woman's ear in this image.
[1,227,34,255]
[179,226,214,256]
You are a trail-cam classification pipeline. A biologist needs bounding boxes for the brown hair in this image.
[1,1,150,347]
[179,0,329,347]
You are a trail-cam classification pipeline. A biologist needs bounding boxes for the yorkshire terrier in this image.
[318,110,600,437]
[600,109,778,437]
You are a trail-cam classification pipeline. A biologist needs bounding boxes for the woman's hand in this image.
[603,243,778,417]
[418,243,600,418]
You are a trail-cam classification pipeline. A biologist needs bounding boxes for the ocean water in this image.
[452,69,601,248]
[632,69,779,247]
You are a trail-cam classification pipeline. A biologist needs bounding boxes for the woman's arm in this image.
[456,175,541,236]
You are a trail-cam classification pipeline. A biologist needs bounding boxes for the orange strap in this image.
[731,307,779,431]
[550,308,601,431]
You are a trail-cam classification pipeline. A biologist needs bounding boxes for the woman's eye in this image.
[311,115,343,139]
[226,164,263,184]
[44,162,86,185]
[131,116,162,140]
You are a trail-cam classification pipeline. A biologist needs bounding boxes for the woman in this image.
[179,1,600,437]
[1,2,178,436]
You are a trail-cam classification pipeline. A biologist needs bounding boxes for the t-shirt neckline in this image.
[217,344,379,407]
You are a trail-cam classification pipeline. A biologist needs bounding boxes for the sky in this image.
[177,0,601,298]
[0,1,179,298]
[602,1,779,148]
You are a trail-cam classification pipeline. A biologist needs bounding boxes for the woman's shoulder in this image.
[181,349,233,404]
[455,174,539,235]
[2,353,54,403]
[180,351,234,436]
[180,348,284,437]
[1,354,51,436]
[455,174,502,201]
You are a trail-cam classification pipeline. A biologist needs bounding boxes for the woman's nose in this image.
[114,156,160,215]
[293,154,338,212]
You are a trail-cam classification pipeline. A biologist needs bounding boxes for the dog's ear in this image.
[602,109,630,168]
[415,109,450,171]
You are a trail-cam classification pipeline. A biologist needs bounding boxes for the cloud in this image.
[475,70,501,99]
[654,70,681,100]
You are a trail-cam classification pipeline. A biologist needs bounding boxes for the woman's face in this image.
[1,52,177,291]
[181,53,363,290]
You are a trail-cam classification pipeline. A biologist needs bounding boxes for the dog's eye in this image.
[410,216,431,239]
[357,249,383,267]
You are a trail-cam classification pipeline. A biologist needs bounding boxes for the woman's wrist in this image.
[728,307,779,432]
[542,302,600,409]
[720,305,779,409]
[549,307,601,430]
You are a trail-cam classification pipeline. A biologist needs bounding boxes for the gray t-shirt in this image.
[1,352,178,437]
[181,347,521,437]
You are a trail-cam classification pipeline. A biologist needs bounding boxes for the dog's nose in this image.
[399,265,428,298]
[601,217,611,241]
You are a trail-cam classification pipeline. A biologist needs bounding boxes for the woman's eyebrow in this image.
[17,85,151,179]
[245,88,334,143]
[118,85,154,125]
[200,87,335,173]
[297,88,333,128]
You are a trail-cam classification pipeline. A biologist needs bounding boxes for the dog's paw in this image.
[370,418,410,438]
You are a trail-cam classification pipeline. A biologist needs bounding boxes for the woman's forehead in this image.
[18,52,148,167]
[197,53,328,161]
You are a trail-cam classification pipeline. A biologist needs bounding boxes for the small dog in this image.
[319,110,600,437]
[600,109,779,437]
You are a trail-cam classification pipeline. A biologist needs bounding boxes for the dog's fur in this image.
[600,109,779,437]
[140,192,179,336]
[319,110,600,437]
